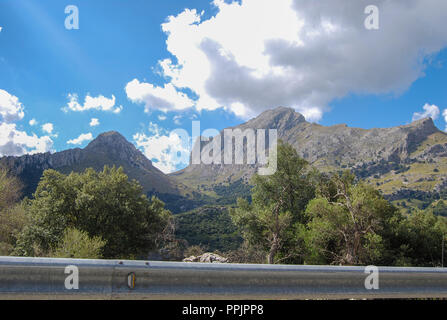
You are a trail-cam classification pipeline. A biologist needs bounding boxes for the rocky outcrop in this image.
[183,252,229,263]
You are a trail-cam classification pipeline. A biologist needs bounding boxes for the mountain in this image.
[0,131,183,198]
[2,108,446,213]
[171,107,447,206]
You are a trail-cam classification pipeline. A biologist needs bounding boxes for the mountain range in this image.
[1,107,446,212]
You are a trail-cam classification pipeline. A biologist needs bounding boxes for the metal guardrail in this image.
[1,256,447,299]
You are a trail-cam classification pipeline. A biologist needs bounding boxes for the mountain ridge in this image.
[171,107,447,206]
[0,131,181,197]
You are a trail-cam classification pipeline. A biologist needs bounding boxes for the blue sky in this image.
[1,0,447,173]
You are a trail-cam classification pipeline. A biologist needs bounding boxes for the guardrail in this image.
[1,256,447,299]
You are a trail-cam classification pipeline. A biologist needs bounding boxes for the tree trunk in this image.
[267,234,279,264]
[267,245,276,264]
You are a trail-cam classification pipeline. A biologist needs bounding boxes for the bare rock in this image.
[183,252,228,263]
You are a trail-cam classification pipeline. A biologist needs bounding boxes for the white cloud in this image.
[62,93,122,113]
[443,109,447,132]
[125,79,194,113]
[158,115,167,121]
[297,107,323,123]
[29,118,37,126]
[173,114,182,125]
[127,0,447,121]
[0,90,53,156]
[41,123,54,134]
[0,27,3,32]
[412,103,440,122]
[89,118,100,127]
[112,106,123,114]
[67,132,93,145]
[0,122,53,156]
[0,89,25,122]
[133,122,190,173]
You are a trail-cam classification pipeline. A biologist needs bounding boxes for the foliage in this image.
[305,171,402,265]
[149,192,214,214]
[151,179,251,214]
[230,142,315,264]
[432,200,447,217]
[51,228,106,259]
[175,206,242,252]
[0,203,27,255]
[393,210,447,267]
[0,168,22,212]
[184,245,205,258]
[0,168,26,255]
[15,166,173,259]
[212,179,252,204]
[225,241,266,264]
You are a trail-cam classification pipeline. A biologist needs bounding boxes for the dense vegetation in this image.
[0,166,173,259]
[229,142,447,266]
[152,179,251,214]
[0,168,27,255]
[174,206,242,252]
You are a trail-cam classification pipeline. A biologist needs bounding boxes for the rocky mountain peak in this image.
[84,131,153,170]
[241,106,306,131]
[85,131,129,150]
[0,130,181,198]
[405,117,438,134]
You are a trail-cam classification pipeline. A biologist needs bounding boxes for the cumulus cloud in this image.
[126,0,447,121]
[412,103,440,122]
[29,119,37,126]
[0,89,25,122]
[125,79,194,113]
[133,122,190,173]
[0,122,53,156]
[41,123,54,134]
[62,93,122,113]
[67,132,93,145]
[89,118,100,127]
[0,90,53,156]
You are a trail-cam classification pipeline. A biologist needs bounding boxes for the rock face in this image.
[0,131,181,197]
[183,252,229,263]
[172,107,447,200]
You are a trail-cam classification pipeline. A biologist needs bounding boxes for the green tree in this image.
[305,171,401,265]
[432,200,447,217]
[51,228,106,259]
[395,209,447,267]
[0,168,26,255]
[15,166,173,259]
[0,168,22,212]
[230,142,315,264]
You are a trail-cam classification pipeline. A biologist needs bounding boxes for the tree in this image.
[230,142,315,264]
[395,209,447,267]
[0,168,26,255]
[305,171,400,265]
[432,200,447,217]
[51,228,106,259]
[0,168,22,212]
[15,166,173,259]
